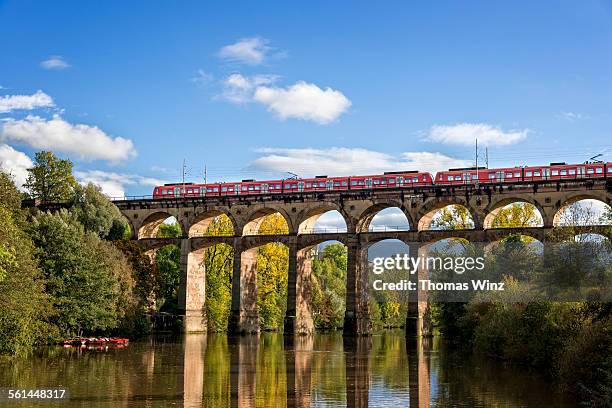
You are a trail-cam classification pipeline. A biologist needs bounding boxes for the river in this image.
[0,330,576,407]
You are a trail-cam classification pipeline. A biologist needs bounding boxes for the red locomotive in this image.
[152,162,611,198]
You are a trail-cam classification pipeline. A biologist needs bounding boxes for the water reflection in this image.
[0,331,576,407]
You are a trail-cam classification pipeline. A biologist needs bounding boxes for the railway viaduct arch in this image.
[114,179,612,336]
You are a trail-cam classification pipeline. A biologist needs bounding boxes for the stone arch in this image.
[242,206,292,236]
[483,197,545,229]
[189,209,237,237]
[416,199,478,231]
[356,202,412,233]
[553,193,612,227]
[138,211,183,239]
[297,203,351,234]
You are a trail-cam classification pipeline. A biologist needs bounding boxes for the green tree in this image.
[491,202,541,228]
[205,216,234,331]
[24,151,76,203]
[71,183,130,240]
[29,210,136,337]
[256,214,289,330]
[430,205,474,230]
[0,171,52,356]
[311,243,347,330]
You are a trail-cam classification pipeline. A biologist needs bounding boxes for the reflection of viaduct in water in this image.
[113,180,611,335]
[179,334,431,407]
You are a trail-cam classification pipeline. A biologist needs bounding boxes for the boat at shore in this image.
[62,337,129,347]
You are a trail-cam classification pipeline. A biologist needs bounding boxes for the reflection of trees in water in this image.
[0,332,577,407]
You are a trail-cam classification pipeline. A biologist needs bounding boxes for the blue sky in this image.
[1,0,612,197]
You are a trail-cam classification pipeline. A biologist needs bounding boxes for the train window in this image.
[560,170,567,176]
[242,186,248,191]
[247,186,253,191]
[373,179,380,185]
[552,170,559,176]
[206,188,212,192]
[194,188,200,193]
[569,169,576,175]
[454,176,461,181]
[505,173,512,178]
[380,180,386,185]
[489,174,495,179]
[587,168,594,174]
[221,187,227,192]
[447,176,453,181]
[306,183,311,188]
[351,180,357,186]
[526,171,533,177]
[285,183,291,188]
[334,181,341,186]
[534,171,541,176]
[514,172,520,177]
[319,182,325,187]
[342,181,348,186]
[228,187,234,192]
[212,187,218,192]
[596,168,603,174]
[358,180,364,186]
[412,177,418,182]
[254,185,260,190]
[389,178,395,183]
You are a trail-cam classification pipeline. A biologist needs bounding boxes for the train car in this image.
[435,167,523,185]
[350,171,433,189]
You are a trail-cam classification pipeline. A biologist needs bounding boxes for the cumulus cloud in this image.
[425,123,529,146]
[0,90,55,113]
[40,55,70,70]
[0,115,136,162]
[253,82,351,124]
[218,37,272,65]
[249,147,469,176]
[220,73,279,104]
[0,144,33,189]
[75,170,165,198]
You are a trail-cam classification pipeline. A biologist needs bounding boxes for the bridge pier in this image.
[228,245,260,334]
[405,244,431,338]
[284,243,315,335]
[344,239,371,336]
[178,239,207,332]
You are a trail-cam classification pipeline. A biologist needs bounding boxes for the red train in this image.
[152,162,611,198]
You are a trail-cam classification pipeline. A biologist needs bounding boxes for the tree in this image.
[0,171,52,356]
[491,203,541,228]
[71,183,130,240]
[25,151,76,203]
[155,221,182,312]
[256,214,289,330]
[430,205,474,230]
[29,210,135,337]
[311,243,347,330]
[205,216,235,331]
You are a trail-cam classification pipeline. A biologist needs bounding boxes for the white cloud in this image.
[559,111,583,121]
[192,69,214,87]
[425,123,529,146]
[0,115,136,163]
[253,81,351,124]
[41,56,70,70]
[218,37,272,65]
[75,170,165,198]
[249,147,469,176]
[220,73,279,104]
[0,90,55,113]
[0,144,33,189]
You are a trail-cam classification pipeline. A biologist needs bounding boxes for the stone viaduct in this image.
[112,179,612,336]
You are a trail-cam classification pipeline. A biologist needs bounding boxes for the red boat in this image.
[62,337,129,347]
